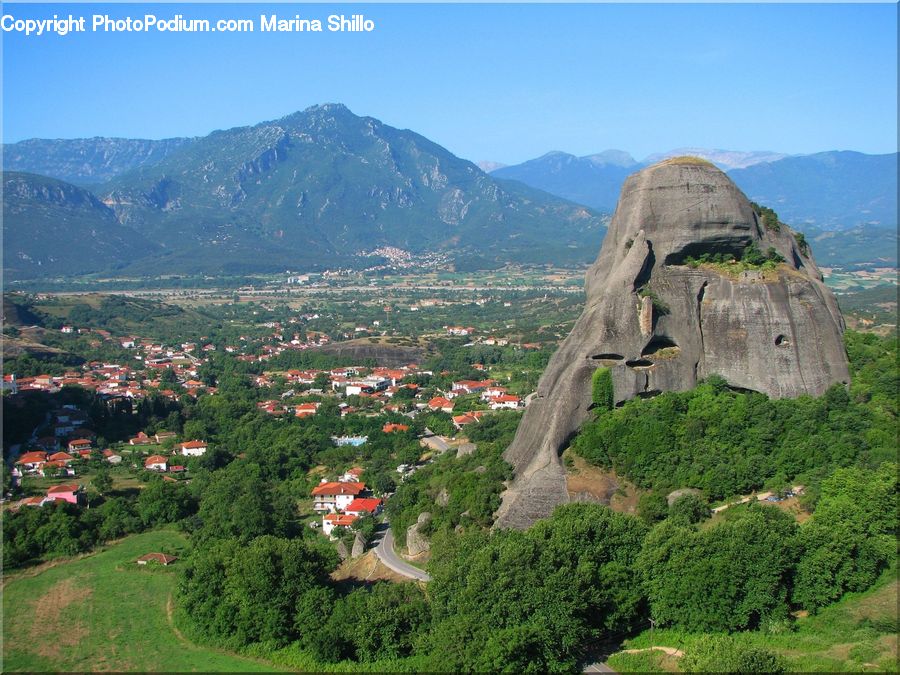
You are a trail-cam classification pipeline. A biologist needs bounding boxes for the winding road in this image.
[372,525,431,582]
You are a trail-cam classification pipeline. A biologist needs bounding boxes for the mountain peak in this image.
[582,149,637,168]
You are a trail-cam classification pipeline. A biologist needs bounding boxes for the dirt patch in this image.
[773,496,811,523]
[851,579,898,623]
[25,577,92,659]
[563,450,641,514]
[331,551,413,584]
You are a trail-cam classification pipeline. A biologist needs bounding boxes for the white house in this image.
[322,513,358,537]
[179,440,208,457]
[311,481,366,513]
[144,455,168,472]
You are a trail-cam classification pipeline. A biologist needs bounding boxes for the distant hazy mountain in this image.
[495,148,897,232]
[3,172,158,280]
[643,148,789,171]
[491,150,638,211]
[476,160,507,173]
[5,105,605,279]
[3,137,193,185]
[728,151,898,229]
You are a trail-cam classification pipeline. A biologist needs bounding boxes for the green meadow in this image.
[1,529,281,672]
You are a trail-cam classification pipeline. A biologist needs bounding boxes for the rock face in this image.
[406,512,432,556]
[495,158,850,530]
[351,531,367,558]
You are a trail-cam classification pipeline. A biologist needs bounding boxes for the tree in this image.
[637,491,669,524]
[639,505,797,631]
[792,463,896,611]
[178,535,337,649]
[136,478,196,526]
[426,504,648,671]
[591,367,614,412]
[668,493,711,525]
[93,469,113,495]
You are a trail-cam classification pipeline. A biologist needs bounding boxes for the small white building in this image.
[179,440,208,457]
[144,455,168,472]
[322,513,358,537]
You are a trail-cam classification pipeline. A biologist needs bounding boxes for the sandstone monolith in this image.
[495,158,850,529]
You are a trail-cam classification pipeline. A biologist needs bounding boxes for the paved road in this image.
[373,526,431,582]
[583,663,616,673]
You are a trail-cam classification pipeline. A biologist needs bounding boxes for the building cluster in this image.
[311,467,384,537]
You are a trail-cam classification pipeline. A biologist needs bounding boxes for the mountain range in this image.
[3,104,604,280]
[3,106,897,281]
[490,149,898,229]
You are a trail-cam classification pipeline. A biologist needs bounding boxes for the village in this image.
[3,308,534,560]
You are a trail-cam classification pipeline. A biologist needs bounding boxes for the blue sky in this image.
[2,3,897,164]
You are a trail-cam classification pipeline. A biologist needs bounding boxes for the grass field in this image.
[2,529,282,672]
[607,566,899,672]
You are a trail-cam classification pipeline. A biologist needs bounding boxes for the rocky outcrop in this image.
[406,512,432,556]
[495,158,850,530]
[456,442,476,459]
[351,531,367,558]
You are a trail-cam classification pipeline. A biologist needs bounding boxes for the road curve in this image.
[373,526,431,582]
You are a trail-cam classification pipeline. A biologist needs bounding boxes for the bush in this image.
[591,367,613,412]
[681,634,786,673]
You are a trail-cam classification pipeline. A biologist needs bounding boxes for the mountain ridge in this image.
[3,105,606,279]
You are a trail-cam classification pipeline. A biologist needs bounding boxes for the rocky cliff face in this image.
[494,158,850,530]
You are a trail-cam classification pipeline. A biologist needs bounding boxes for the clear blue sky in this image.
[2,2,897,164]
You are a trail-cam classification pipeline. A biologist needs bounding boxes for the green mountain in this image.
[3,137,193,185]
[95,104,605,274]
[3,172,159,280]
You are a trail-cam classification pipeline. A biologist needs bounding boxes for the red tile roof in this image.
[311,481,365,496]
[383,423,409,433]
[345,498,382,514]
[16,451,48,465]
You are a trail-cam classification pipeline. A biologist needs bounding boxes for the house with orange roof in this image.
[179,440,208,457]
[67,438,92,453]
[382,423,409,434]
[340,467,365,482]
[145,455,169,472]
[295,402,321,418]
[322,512,358,537]
[428,396,454,413]
[15,451,48,474]
[344,497,383,518]
[311,480,366,513]
[452,411,486,429]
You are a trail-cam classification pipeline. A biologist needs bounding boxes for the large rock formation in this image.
[495,158,850,530]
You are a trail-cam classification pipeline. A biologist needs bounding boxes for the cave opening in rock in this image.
[591,353,624,361]
[626,359,655,368]
[664,238,752,266]
[775,334,791,348]
[641,336,680,358]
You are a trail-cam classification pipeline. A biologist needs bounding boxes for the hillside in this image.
[2,172,159,281]
[98,103,605,273]
[2,137,193,185]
